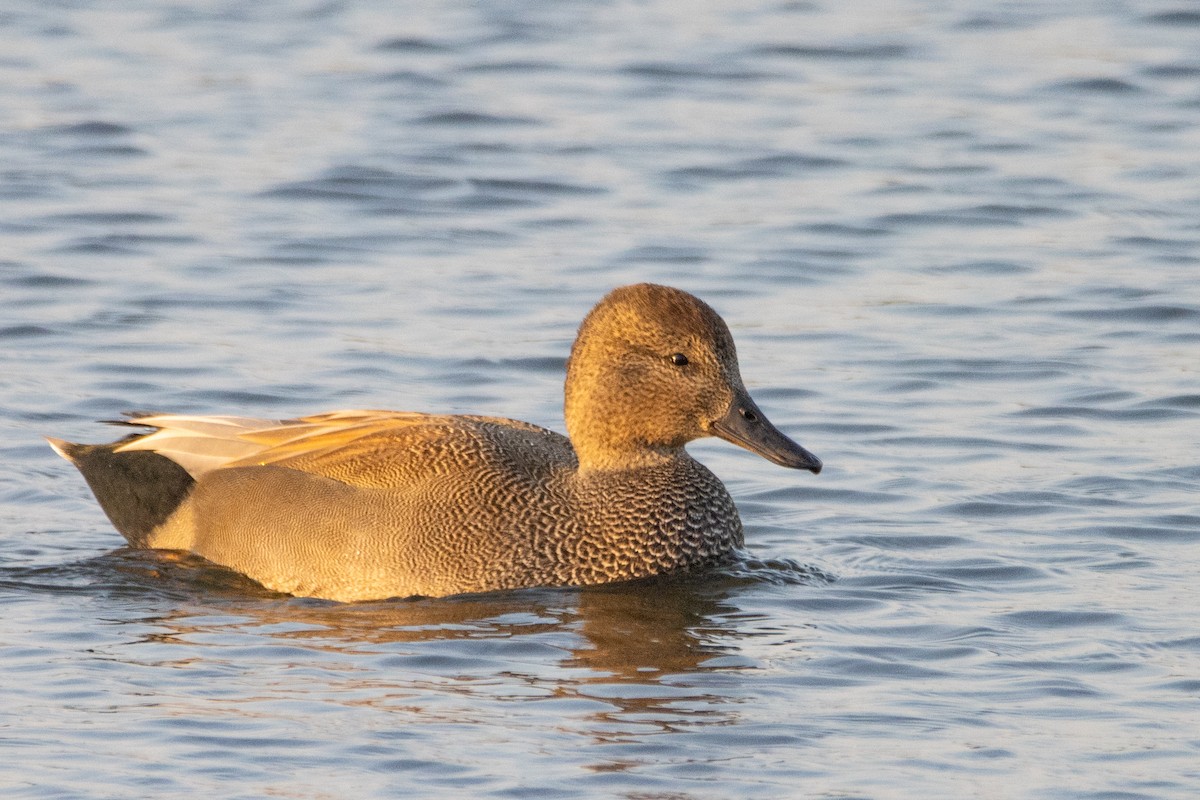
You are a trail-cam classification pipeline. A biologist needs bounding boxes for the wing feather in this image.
[110,410,569,485]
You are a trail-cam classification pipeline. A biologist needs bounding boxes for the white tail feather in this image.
[115,414,285,477]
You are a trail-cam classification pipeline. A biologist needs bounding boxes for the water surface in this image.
[2,1,1198,798]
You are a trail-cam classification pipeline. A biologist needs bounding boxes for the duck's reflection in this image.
[92,548,785,762]
[113,549,743,678]
[94,548,763,680]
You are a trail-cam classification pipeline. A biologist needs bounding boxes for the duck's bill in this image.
[710,396,822,474]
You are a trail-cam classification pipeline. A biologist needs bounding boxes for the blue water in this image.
[2,1,1199,798]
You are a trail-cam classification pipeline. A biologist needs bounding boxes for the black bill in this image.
[709,395,822,473]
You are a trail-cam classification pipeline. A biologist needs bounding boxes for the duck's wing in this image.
[110,412,289,477]
[113,410,571,488]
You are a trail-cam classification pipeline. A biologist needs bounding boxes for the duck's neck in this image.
[571,438,683,474]
[565,380,684,473]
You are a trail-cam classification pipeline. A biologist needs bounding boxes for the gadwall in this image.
[50,283,821,601]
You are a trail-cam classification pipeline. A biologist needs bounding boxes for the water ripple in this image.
[4,1,1200,797]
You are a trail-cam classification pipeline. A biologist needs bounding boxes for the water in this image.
[2,1,1198,797]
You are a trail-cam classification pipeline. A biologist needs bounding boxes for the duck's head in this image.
[564,283,822,474]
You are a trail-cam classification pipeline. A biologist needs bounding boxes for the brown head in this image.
[563,283,822,474]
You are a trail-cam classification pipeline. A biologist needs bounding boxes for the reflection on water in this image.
[83,549,761,680]
[8,547,777,709]
[6,548,803,791]
[27,549,809,788]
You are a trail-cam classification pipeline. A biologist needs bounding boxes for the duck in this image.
[49,283,821,602]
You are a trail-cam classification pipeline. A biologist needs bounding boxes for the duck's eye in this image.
[670,353,689,366]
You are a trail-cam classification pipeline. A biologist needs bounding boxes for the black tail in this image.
[49,438,195,548]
